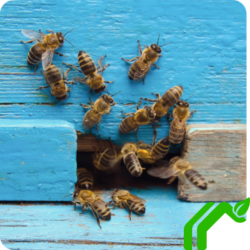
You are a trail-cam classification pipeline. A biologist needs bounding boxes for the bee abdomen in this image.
[119,116,137,134]
[45,64,62,84]
[127,200,146,214]
[83,110,101,129]
[77,168,93,190]
[152,138,170,158]
[93,200,111,220]
[161,86,183,107]
[78,51,96,76]
[129,62,143,80]
[169,126,185,145]
[98,148,117,171]
[123,153,142,177]
[185,169,207,190]
[27,43,46,65]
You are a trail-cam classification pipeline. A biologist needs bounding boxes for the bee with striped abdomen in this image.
[137,128,170,164]
[168,100,196,145]
[72,190,111,228]
[121,34,171,84]
[109,189,146,220]
[76,168,94,190]
[63,52,113,93]
[119,99,156,137]
[37,64,76,101]
[93,138,121,174]
[140,86,183,120]
[80,94,116,131]
[121,143,145,177]
[147,156,207,190]
[21,29,74,73]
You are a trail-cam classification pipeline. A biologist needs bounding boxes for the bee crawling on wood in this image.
[108,189,146,220]
[73,190,111,229]
[80,92,119,131]
[137,127,170,164]
[21,28,74,73]
[37,64,76,101]
[63,52,114,93]
[122,34,171,84]
[168,98,196,146]
[140,86,183,120]
[147,156,208,190]
[119,99,156,137]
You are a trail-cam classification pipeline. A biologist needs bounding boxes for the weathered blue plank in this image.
[0,0,246,145]
[0,119,77,201]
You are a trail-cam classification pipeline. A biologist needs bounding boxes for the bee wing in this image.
[73,76,88,84]
[21,29,45,41]
[128,194,147,204]
[147,163,179,179]
[42,49,55,70]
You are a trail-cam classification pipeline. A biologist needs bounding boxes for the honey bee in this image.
[108,189,146,220]
[37,64,76,101]
[75,168,94,190]
[147,156,207,190]
[80,94,117,131]
[21,29,74,73]
[137,128,170,164]
[93,137,121,173]
[119,99,156,136]
[63,52,114,93]
[140,86,183,120]
[121,34,171,84]
[72,190,111,228]
[120,143,145,177]
[168,100,196,145]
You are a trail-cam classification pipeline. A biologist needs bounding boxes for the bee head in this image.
[95,85,106,93]
[56,32,65,47]
[150,44,162,54]
[145,106,156,119]
[102,94,115,105]
[177,100,189,108]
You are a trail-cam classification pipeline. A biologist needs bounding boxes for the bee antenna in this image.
[64,28,74,37]
[157,33,160,45]
[185,93,195,101]
[160,42,172,47]
[111,90,122,97]
[61,194,72,199]
[65,39,75,47]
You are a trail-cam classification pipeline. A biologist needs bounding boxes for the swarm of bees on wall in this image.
[21,30,208,228]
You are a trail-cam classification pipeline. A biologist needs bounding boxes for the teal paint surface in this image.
[0,0,246,145]
[0,120,77,201]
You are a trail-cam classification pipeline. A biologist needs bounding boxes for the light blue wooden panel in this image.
[0,119,77,201]
[0,188,237,249]
[0,0,246,145]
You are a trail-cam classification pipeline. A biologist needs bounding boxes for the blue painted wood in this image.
[0,120,77,201]
[0,0,246,145]
[0,188,237,249]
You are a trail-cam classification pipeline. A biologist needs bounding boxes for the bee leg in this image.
[153,64,160,69]
[143,77,146,85]
[136,99,142,110]
[140,97,158,103]
[80,206,85,214]
[167,175,177,185]
[97,55,107,69]
[54,51,67,58]
[134,127,139,141]
[36,85,50,90]
[20,38,39,44]
[121,56,139,62]
[96,118,102,132]
[98,63,110,73]
[188,110,197,118]
[34,64,39,75]
[89,97,94,105]
[89,89,93,93]
[47,29,54,34]
[91,208,102,229]
[62,63,82,73]
[137,39,142,55]
[158,55,163,57]
[121,111,135,116]
[151,92,161,101]
[152,125,157,146]
[167,113,173,122]
[80,104,93,109]
[104,80,114,84]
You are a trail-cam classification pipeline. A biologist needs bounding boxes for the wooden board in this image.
[0,120,77,201]
[178,124,246,202]
[0,0,246,146]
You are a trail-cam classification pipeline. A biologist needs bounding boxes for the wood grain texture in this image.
[178,124,246,202]
[0,0,246,145]
[0,120,77,201]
